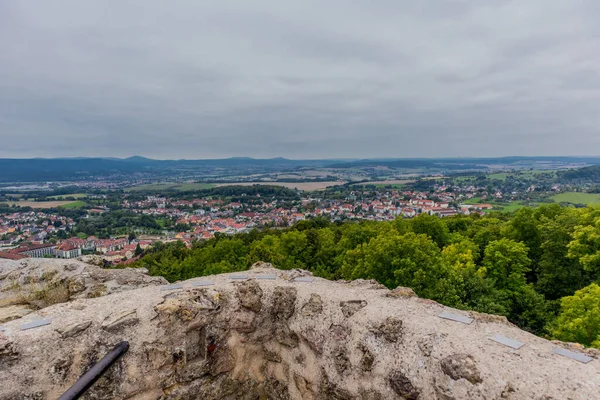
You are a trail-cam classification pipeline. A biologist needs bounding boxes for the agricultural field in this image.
[355,179,414,185]
[463,198,536,213]
[5,200,82,209]
[47,193,87,199]
[452,170,557,183]
[454,176,475,182]
[551,192,600,205]
[126,182,216,192]
[492,202,531,212]
[215,181,345,191]
[518,169,557,177]
[352,179,415,189]
[58,200,87,209]
[487,170,556,181]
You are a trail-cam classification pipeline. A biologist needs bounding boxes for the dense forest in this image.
[127,205,600,348]
[558,165,600,183]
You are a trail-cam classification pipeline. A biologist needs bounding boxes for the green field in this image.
[493,202,530,212]
[464,198,534,213]
[551,192,600,205]
[47,193,87,199]
[518,169,556,178]
[58,200,87,209]
[125,182,216,192]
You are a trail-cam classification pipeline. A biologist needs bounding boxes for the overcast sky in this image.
[1,1,600,159]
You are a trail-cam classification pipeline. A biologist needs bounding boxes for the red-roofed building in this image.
[12,243,56,258]
[0,252,29,260]
[200,231,214,240]
[56,243,81,259]
[402,208,416,218]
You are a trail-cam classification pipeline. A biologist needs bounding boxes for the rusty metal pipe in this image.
[58,341,129,400]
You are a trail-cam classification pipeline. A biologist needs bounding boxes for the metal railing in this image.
[58,341,129,400]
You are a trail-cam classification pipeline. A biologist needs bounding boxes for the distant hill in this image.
[558,165,600,182]
[0,157,330,182]
[122,155,157,163]
[327,156,600,169]
[1,156,600,183]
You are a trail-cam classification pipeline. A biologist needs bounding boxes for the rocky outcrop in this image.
[0,262,599,399]
[0,257,167,323]
[440,353,482,384]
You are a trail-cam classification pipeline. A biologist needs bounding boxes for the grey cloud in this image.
[1,0,600,158]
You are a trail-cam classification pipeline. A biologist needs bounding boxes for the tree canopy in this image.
[126,204,600,347]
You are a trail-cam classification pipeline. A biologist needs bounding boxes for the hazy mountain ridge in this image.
[1,156,599,182]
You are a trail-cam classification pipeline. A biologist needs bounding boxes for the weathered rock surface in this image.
[0,305,33,323]
[0,261,599,399]
[440,353,483,384]
[0,257,167,313]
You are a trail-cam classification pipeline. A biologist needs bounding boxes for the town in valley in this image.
[2,156,600,266]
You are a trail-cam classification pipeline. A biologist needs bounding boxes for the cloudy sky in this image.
[1,1,600,159]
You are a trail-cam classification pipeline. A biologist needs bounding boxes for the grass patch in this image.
[58,200,87,209]
[6,200,81,209]
[464,197,487,204]
[486,170,556,181]
[518,169,557,178]
[551,192,600,205]
[493,202,530,212]
[465,199,536,213]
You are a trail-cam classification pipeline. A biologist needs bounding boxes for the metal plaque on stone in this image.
[553,347,593,364]
[160,284,183,291]
[489,334,525,349]
[229,275,248,280]
[438,311,473,325]
[192,281,214,287]
[294,277,314,282]
[256,275,277,280]
[20,319,52,331]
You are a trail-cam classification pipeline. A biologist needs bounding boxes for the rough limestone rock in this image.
[440,353,483,384]
[387,286,417,298]
[1,261,599,399]
[0,305,33,324]
[0,257,167,319]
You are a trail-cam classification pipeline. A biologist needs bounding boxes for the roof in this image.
[13,243,56,253]
[0,252,29,260]
[56,243,78,251]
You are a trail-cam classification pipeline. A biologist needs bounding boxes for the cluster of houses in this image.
[0,184,504,263]
[0,211,76,247]
[133,189,496,245]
